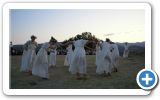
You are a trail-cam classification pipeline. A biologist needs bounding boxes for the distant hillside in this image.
[117,42,145,56]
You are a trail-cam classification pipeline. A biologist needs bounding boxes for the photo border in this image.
[2,3,151,95]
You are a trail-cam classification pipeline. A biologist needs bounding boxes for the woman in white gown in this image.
[20,35,37,73]
[32,37,57,79]
[69,39,91,80]
[95,42,102,74]
[98,39,112,76]
[49,46,57,67]
[110,43,120,72]
[64,44,73,67]
[123,42,129,58]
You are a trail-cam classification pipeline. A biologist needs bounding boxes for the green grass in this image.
[10,55,144,89]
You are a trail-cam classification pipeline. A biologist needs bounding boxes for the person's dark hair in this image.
[106,38,110,42]
[31,35,37,39]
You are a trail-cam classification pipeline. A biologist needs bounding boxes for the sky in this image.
[10,9,145,44]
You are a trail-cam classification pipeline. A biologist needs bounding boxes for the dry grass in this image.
[10,54,144,89]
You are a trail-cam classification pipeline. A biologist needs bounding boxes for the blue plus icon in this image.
[141,73,153,85]
[137,69,158,90]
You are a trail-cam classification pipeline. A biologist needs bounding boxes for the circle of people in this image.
[20,35,129,80]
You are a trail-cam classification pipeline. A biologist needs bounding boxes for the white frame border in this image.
[3,3,151,95]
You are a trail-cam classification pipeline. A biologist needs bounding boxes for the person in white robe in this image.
[110,43,120,72]
[123,42,129,58]
[64,44,73,67]
[97,39,112,76]
[95,42,102,74]
[49,46,57,67]
[69,39,92,80]
[32,37,57,79]
[20,35,37,73]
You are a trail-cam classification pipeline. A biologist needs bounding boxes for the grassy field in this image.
[10,54,144,89]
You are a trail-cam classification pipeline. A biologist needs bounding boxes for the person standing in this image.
[95,42,102,74]
[97,39,112,76]
[32,37,57,79]
[49,45,57,67]
[20,35,37,73]
[69,39,92,80]
[123,42,129,58]
[110,43,120,72]
[64,44,73,67]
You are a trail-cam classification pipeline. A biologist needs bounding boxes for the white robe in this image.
[20,50,29,72]
[20,40,37,72]
[64,44,73,66]
[95,45,102,73]
[123,44,129,58]
[32,42,49,78]
[96,42,112,74]
[69,39,88,74]
[110,44,120,69]
[49,49,57,67]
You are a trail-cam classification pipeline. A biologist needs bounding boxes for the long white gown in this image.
[32,42,50,78]
[123,43,129,58]
[97,42,112,74]
[49,48,57,67]
[64,44,73,66]
[110,43,120,69]
[20,40,37,72]
[95,44,102,74]
[21,50,29,72]
[69,39,88,74]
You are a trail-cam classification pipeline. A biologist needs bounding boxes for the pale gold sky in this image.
[11,9,145,44]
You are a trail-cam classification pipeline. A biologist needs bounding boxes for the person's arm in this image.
[59,41,73,47]
[86,40,96,45]
[55,43,63,50]
[85,46,95,51]
[85,40,96,50]
[23,41,29,50]
[56,42,61,47]
[109,45,114,52]
[35,42,38,48]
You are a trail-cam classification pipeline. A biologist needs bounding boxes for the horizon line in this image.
[11,41,145,46]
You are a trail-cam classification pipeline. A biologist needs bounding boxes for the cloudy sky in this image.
[10,9,145,44]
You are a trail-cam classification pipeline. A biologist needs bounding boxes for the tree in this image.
[62,32,100,51]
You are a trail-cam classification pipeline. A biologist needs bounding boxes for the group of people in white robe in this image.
[20,35,130,80]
